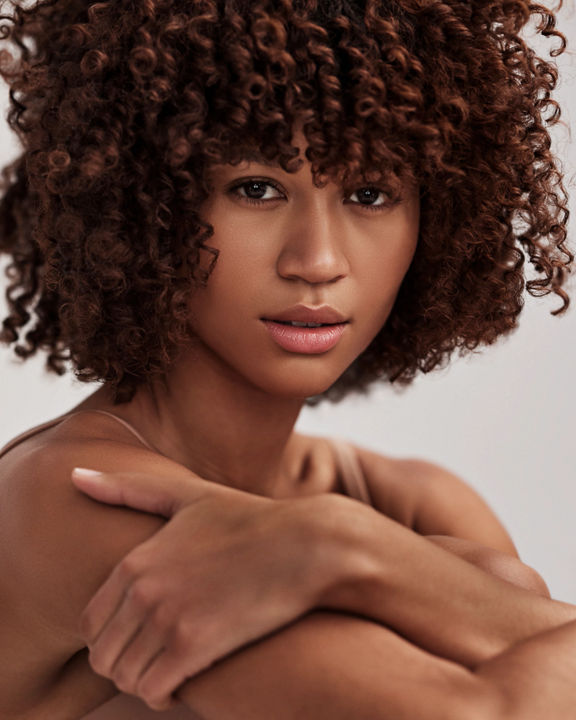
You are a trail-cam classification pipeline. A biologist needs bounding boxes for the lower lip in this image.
[261,320,348,354]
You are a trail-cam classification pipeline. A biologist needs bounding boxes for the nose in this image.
[276,203,350,285]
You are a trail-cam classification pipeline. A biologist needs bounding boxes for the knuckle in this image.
[111,668,135,695]
[117,553,144,582]
[138,677,171,711]
[144,694,172,712]
[88,648,109,676]
[171,617,196,650]
[150,602,173,631]
[127,579,157,611]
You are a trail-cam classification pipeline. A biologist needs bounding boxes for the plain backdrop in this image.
[1,3,575,602]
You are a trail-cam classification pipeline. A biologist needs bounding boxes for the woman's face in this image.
[188,130,420,400]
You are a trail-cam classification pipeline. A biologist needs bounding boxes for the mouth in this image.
[263,319,347,328]
[261,304,350,326]
[260,319,349,354]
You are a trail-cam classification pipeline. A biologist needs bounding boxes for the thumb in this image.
[71,467,207,517]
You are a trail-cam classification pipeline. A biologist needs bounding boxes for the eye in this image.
[227,177,399,212]
[228,179,284,205]
[346,187,397,212]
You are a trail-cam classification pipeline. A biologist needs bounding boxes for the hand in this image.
[72,469,329,711]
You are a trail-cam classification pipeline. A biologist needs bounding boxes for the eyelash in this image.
[227,178,398,213]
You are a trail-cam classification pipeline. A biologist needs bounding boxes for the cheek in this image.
[362,238,416,292]
[187,249,265,339]
[358,236,418,327]
[195,240,252,299]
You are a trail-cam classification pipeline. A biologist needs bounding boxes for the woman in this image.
[0,0,574,717]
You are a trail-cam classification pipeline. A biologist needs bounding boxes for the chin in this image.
[253,367,343,400]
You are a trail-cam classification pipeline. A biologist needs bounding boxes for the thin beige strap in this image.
[0,415,69,460]
[328,438,373,506]
[0,409,157,461]
[82,410,157,452]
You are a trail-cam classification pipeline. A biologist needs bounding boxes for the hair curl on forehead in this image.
[0,0,572,405]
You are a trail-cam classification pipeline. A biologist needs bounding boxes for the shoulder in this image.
[0,412,195,655]
[345,442,428,527]
[350,443,519,556]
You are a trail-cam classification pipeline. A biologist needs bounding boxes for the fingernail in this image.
[72,467,104,480]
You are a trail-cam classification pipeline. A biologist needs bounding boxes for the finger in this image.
[88,590,146,678]
[137,647,202,712]
[71,467,209,517]
[80,561,132,643]
[108,622,167,696]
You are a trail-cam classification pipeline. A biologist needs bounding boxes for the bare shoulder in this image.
[0,412,195,654]
[350,442,519,556]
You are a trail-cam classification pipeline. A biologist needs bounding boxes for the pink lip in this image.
[265,304,348,325]
[262,320,347,354]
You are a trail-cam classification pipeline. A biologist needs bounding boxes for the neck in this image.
[101,347,307,498]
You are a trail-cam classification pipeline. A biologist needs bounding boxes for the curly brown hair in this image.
[0,0,572,406]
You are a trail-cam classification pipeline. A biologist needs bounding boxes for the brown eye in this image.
[227,177,399,212]
[348,187,394,211]
[228,179,284,204]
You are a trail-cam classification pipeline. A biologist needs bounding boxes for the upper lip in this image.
[262,305,349,325]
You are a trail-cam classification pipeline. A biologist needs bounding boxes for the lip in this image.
[261,304,349,325]
[261,320,348,354]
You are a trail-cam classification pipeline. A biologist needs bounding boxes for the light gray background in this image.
[1,4,575,602]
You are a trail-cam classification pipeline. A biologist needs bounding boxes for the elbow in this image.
[474,548,551,599]
[426,535,551,599]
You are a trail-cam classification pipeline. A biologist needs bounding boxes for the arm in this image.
[395,456,522,555]
[73,459,574,713]
[314,488,576,669]
[173,609,496,720]
[174,612,576,720]
[9,430,572,720]
[388,455,550,597]
[476,617,576,719]
[424,534,551,599]
[3,436,321,716]
[176,612,576,720]
[354,449,524,556]
[56,464,576,720]
[7,440,500,720]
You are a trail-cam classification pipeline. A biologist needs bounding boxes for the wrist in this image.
[298,493,379,611]
[301,496,576,667]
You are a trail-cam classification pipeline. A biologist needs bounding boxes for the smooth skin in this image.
[2,381,575,719]
[73,459,557,707]
[70,465,576,720]
[2,123,575,719]
[87,123,421,499]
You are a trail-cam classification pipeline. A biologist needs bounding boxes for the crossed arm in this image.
[168,494,575,720]
[74,449,576,719]
[9,437,576,719]
[175,609,576,720]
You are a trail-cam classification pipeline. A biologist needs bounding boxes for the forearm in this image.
[312,494,576,668]
[174,609,495,720]
[173,602,576,720]
[475,618,576,718]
